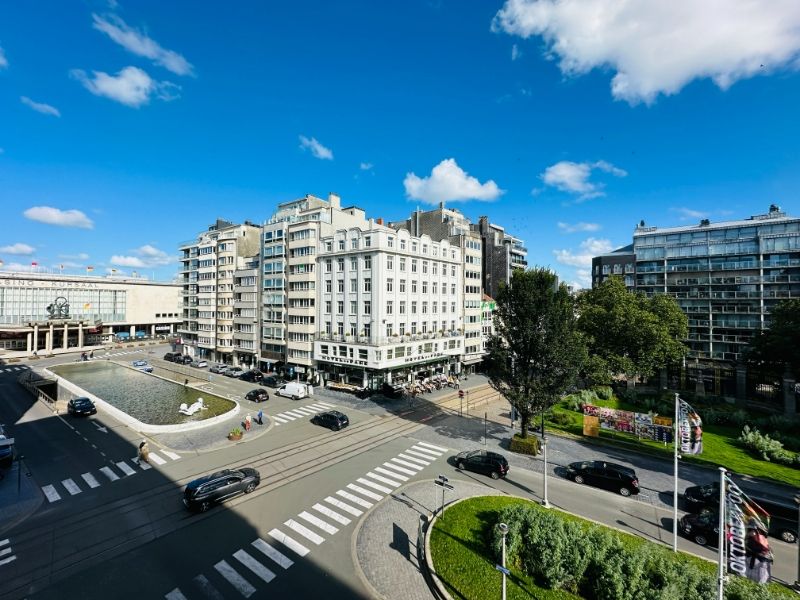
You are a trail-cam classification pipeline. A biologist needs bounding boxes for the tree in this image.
[578,277,688,385]
[485,268,586,439]
[745,299,800,377]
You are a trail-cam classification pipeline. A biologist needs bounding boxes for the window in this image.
[351,257,357,270]
[364,278,372,292]
[364,323,371,338]
[400,279,406,293]
[338,239,345,251]
[359,349,368,360]
[350,279,357,293]
[351,238,358,249]
[400,301,406,314]
[350,301,357,314]
[422,301,428,314]
[364,236,371,248]
[422,281,428,294]
[400,239,406,250]
[386,324,392,337]
[451,265,456,277]
[337,301,344,314]
[326,321,332,335]
[365,256,372,269]
[400,257,406,272]
[386,348,393,359]
[337,322,344,335]
[422,322,428,333]
[451,302,456,313]
[432,302,438,313]
[411,259,418,273]
[325,241,333,252]
[422,244,428,254]
[325,280,332,293]
[399,323,406,335]
[411,322,417,334]
[321,344,329,355]
[412,242,418,253]
[326,259,332,273]
[412,301,417,314]
[441,302,446,313]
[387,256,394,269]
[325,300,331,313]
[388,236,394,248]
[412,281,417,293]
[337,258,344,271]
[432,263,438,275]
[338,280,345,293]
[451,284,456,295]
[364,301,371,315]
[350,322,357,336]
[432,282,438,294]
[422,261,428,274]
[387,301,393,314]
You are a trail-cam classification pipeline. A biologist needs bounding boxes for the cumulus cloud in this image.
[0,45,7,69]
[92,14,194,76]
[573,268,593,289]
[511,43,521,61]
[59,252,90,260]
[0,243,35,255]
[404,158,504,205]
[24,206,94,229]
[71,66,180,107]
[492,0,800,104]
[360,162,374,171]
[553,237,613,267]
[111,244,172,269]
[20,96,61,117]
[540,160,626,200]
[557,221,601,233]
[673,207,710,220]
[0,261,38,273]
[298,135,333,160]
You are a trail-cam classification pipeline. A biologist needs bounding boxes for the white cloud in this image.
[492,0,800,104]
[0,45,7,69]
[511,43,521,61]
[59,252,90,260]
[71,66,180,108]
[553,237,613,267]
[404,158,504,205]
[110,255,146,268]
[540,160,626,200]
[298,135,333,160]
[557,221,601,233]
[111,244,173,269]
[360,162,374,171]
[24,206,94,229]
[92,13,194,76]
[574,268,592,288]
[673,207,710,220]
[0,243,35,255]
[20,96,61,117]
[0,261,38,273]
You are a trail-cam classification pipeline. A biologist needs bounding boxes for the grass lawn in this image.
[546,397,800,488]
[429,495,795,600]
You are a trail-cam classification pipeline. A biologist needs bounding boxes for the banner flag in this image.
[678,398,703,455]
[725,476,772,583]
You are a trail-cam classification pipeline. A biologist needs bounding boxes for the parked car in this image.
[245,388,269,403]
[262,375,283,388]
[0,424,13,466]
[183,467,261,513]
[190,360,208,369]
[209,364,229,374]
[163,352,178,362]
[175,355,193,365]
[679,512,720,547]
[275,381,308,400]
[239,370,263,383]
[455,449,509,480]
[311,410,349,431]
[566,460,640,497]
[68,397,97,417]
[132,360,153,373]
[382,382,405,399]
[224,367,245,378]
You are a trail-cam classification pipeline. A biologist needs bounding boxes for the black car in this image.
[163,352,178,362]
[679,512,720,547]
[67,397,97,416]
[174,355,193,365]
[262,375,283,388]
[455,450,509,480]
[310,410,350,431]
[0,424,13,466]
[183,467,261,512]
[566,460,640,496]
[240,370,263,383]
[245,388,269,403]
[382,382,405,399]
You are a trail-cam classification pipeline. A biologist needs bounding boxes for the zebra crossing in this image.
[39,447,182,504]
[0,365,29,373]
[164,440,448,599]
[269,401,337,425]
[0,538,15,568]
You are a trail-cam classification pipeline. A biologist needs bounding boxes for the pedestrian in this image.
[89,350,94,359]
[245,414,252,431]
[137,440,150,464]
[257,409,264,425]
[184,378,189,387]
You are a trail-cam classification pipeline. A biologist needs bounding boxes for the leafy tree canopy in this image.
[745,299,800,376]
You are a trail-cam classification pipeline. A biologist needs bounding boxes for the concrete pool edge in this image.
[43,367,241,434]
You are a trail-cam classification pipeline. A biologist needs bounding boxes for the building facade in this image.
[591,244,636,289]
[472,216,528,299]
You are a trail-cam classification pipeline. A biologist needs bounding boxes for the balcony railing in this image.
[315,330,464,347]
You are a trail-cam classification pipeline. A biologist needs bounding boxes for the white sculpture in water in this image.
[179,397,206,416]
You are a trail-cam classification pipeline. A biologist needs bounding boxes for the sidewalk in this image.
[0,460,43,536]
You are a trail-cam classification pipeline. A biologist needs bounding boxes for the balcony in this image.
[260,350,285,361]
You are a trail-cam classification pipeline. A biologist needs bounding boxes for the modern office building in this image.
[472,216,528,299]
[591,244,636,288]
[0,271,181,355]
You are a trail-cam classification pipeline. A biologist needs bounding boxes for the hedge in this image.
[510,433,541,456]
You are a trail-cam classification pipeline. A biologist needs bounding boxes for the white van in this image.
[275,382,308,400]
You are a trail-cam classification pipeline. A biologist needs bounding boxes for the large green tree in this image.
[745,299,800,377]
[486,268,586,438]
[578,277,688,385]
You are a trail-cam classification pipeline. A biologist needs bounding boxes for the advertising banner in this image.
[725,476,772,583]
[582,404,673,443]
[678,399,703,455]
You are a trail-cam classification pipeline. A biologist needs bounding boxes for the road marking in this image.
[398,452,430,466]
[251,538,294,569]
[390,457,422,471]
[366,471,402,488]
[61,478,82,495]
[272,415,289,424]
[192,574,224,600]
[284,519,324,545]
[312,503,351,526]
[292,407,316,416]
[347,483,382,501]
[42,485,62,502]
[298,511,339,535]
[410,445,441,458]
[356,477,392,494]
[0,555,16,566]
[233,549,275,583]
[214,560,256,598]
[138,460,152,470]
[336,489,373,508]
[80,473,101,489]
[416,441,447,452]
[164,589,188,600]
[0,547,12,557]
[306,404,327,411]
[404,449,435,462]
[148,452,166,465]
[116,461,136,476]
[284,410,308,418]
[376,465,409,481]
[162,450,181,460]
[0,539,8,547]
[99,466,120,482]
[276,412,297,421]
[316,401,335,408]
[267,528,309,557]
[324,496,363,516]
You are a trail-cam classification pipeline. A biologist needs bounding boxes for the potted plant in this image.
[228,427,243,441]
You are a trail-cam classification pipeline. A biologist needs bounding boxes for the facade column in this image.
[26,332,32,354]
[48,323,55,353]
[33,324,39,352]
[63,323,69,349]
[151,324,156,336]
[78,323,84,348]
[783,370,797,416]
[130,324,136,338]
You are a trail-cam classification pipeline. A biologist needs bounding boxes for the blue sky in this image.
[2,0,800,286]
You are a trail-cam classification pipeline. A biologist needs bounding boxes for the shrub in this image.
[593,385,613,401]
[578,389,598,405]
[739,425,800,468]
[228,427,243,437]
[565,395,584,412]
[509,433,540,456]
[549,411,574,427]
[730,409,750,428]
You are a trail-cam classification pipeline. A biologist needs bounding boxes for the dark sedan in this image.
[455,450,509,480]
[680,512,720,546]
[183,468,261,512]
[566,460,639,497]
[310,410,349,431]
[245,388,269,403]
[262,375,283,388]
[239,370,263,383]
[67,397,97,416]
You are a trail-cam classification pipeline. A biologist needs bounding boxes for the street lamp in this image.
[542,437,550,508]
[497,522,509,600]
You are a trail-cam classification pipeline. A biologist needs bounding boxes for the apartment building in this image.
[233,257,260,368]
[472,216,528,299]
[591,244,636,289]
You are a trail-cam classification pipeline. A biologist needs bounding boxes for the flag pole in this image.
[673,393,680,552]
[717,467,727,600]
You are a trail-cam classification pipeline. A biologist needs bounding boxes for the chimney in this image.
[376,217,384,225]
[328,193,341,209]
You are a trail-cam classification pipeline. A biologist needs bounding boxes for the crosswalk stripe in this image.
[405,448,436,461]
[416,441,447,453]
[306,404,327,411]
[99,466,120,482]
[0,547,11,557]
[383,461,417,476]
[324,495,363,516]
[272,415,289,424]
[357,477,392,494]
[193,574,225,600]
[391,457,422,471]
[398,452,430,466]
[81,473,101,488]
[14,367,21,371]
[293,407,316,416]
[164,589,188,600]
[214,559,256,598]
[267,528,309,557]
[284,410,307,418]
[0,539,8,547]
[316,401,335,408]
[366,471,402,487]
[284,519,325,545]
[312,502,351,526]
[233,549,276,584]
[410,445,441,458]
[0,556,17,566]
[162,450,181,460]
[277,412,297,421]
[61,478,82,495]
[375,466,408,482]
[116,461,136,476]
[336,489,373,508]
[138,459,152,470]
[298,510,338,535]
[347,482,382,501]
[148,452,167,465]
[251,538,294,569]
[42,484,62,502]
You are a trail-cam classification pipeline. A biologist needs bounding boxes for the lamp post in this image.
[542,437,550,508]
[497,522,509,600]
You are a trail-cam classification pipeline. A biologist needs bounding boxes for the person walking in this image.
[257,409,264,426]
[89,350,94,359]
[244,414,252,431]
[137,440,150,465]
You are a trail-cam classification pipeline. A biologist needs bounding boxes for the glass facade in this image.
[0,284,126,325]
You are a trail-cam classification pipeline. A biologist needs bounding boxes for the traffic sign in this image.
[495,564,510,576]
[437,474,448,483]
[434,480,454,490]
[458,390,464,398]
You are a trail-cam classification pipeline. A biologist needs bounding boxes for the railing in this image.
[315,331,464,346]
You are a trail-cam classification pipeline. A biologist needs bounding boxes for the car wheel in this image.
[694,533,708,546]
[334,424,341,431]
[619,487,632,497]
[245,482,256,494]
[458,461,466,470]
[490,470,500,480]
[199,501,211,513]
[780,529,797,544]
[573,474,584,484]
[292,395,298,401]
